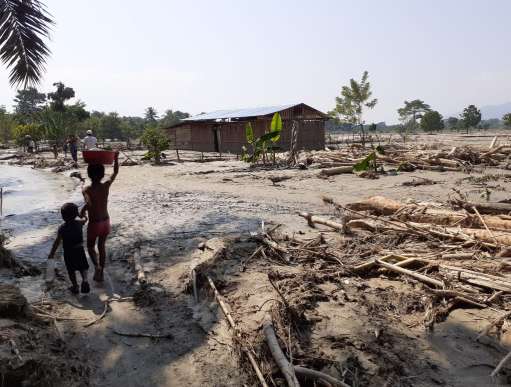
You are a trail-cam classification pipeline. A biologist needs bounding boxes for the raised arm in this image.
[48,234,62,259]
[107,152,120,185]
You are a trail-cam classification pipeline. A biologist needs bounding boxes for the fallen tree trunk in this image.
[318,166,353,177]
[263,317,300,387]
[454,200,511,215]
[344,195,402,216]
[347,196,511,230]
[207,276,268,387]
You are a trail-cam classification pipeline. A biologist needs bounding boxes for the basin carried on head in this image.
[82,150,115,165]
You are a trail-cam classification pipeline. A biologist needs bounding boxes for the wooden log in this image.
[318,166,353,176]
[453,228,511,246]
[441,252,474,260]
[348,196,511,230]
[492,350,511,378]
[294,366,349,387]
[113,329,173,339]
[345,196,402,216]
[472,206,499,245]
[375,259,444,288]
[428,158,460,168]
[463,277,511,292]
[456,200,511,215]
[298,212,344,232]
[489,136,498,150]
[415,164,461,172]
[440,265,511,285]
[263,317,300,387]
[482,144,511,158]
[206,276,268,387]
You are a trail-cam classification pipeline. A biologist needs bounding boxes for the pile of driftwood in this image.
[191,193,511,385]
[306,140,511,177]
[297,195,511,378]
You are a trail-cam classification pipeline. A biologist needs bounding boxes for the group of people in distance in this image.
[24,130,98,164]
[64,130,98,164]
[47,135,118,295]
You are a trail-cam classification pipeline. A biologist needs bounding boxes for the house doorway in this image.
[213,128,221,153]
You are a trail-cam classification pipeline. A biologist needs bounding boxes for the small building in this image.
[164,103,328,154]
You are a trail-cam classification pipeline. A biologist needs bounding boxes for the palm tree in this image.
[0,0,53,86]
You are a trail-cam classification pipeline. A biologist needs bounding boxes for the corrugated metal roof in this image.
[182,104,298,121]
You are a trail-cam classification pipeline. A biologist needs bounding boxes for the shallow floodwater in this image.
[0,165,76,215]
[0,164,81,301]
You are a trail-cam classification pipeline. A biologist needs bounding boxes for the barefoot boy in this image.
[81,152,119,281]
[48,203,90,294]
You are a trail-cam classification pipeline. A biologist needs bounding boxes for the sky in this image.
[1,0,510,123]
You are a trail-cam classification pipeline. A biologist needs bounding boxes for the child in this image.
[81,152,119,282]
[48,203,90,294]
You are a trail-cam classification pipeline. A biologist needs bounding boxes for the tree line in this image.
[329,72,511,138]
[0,83,189,146]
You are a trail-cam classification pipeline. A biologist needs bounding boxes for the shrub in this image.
[141,127,169,164]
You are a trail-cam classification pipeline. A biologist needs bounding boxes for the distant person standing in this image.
[69,135,78,164]
[26,135,35,153]
[82,130,97,150]
[63,138,69,159]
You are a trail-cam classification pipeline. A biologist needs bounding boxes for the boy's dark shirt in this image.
[58,220,89,273]
[58,220,84,252]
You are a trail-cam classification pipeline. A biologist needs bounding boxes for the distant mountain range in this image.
[480,103,511,119]
[449,102,511,120]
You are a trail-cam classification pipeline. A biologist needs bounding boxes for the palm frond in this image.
[0,0,53,86]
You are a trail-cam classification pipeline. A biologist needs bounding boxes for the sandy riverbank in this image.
[3,133,511,386]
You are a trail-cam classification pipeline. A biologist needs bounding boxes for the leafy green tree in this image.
[446,116,459,131]
[141,126,169,164]
[368,123,377,133]
[420,110,444,133]
[159,109,190,128]
[397,100,431,132]
[503,113,511,128]
[39,108,72,146]
[66,101,90,122]
[47,82,75,112]
[460,105,481,134]
[144,107,158,126]
[0,106,16,143]
[330,71,377,146]
[122,116,145,138]
[13,87,47,123]
[0,0,53,85]
[13,123,44,146]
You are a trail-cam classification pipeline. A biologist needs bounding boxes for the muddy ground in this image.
[3,132,511,386]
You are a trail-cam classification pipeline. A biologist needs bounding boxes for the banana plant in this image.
[241,112,282,164]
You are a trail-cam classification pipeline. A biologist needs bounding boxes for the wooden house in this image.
[164,103,327,154]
